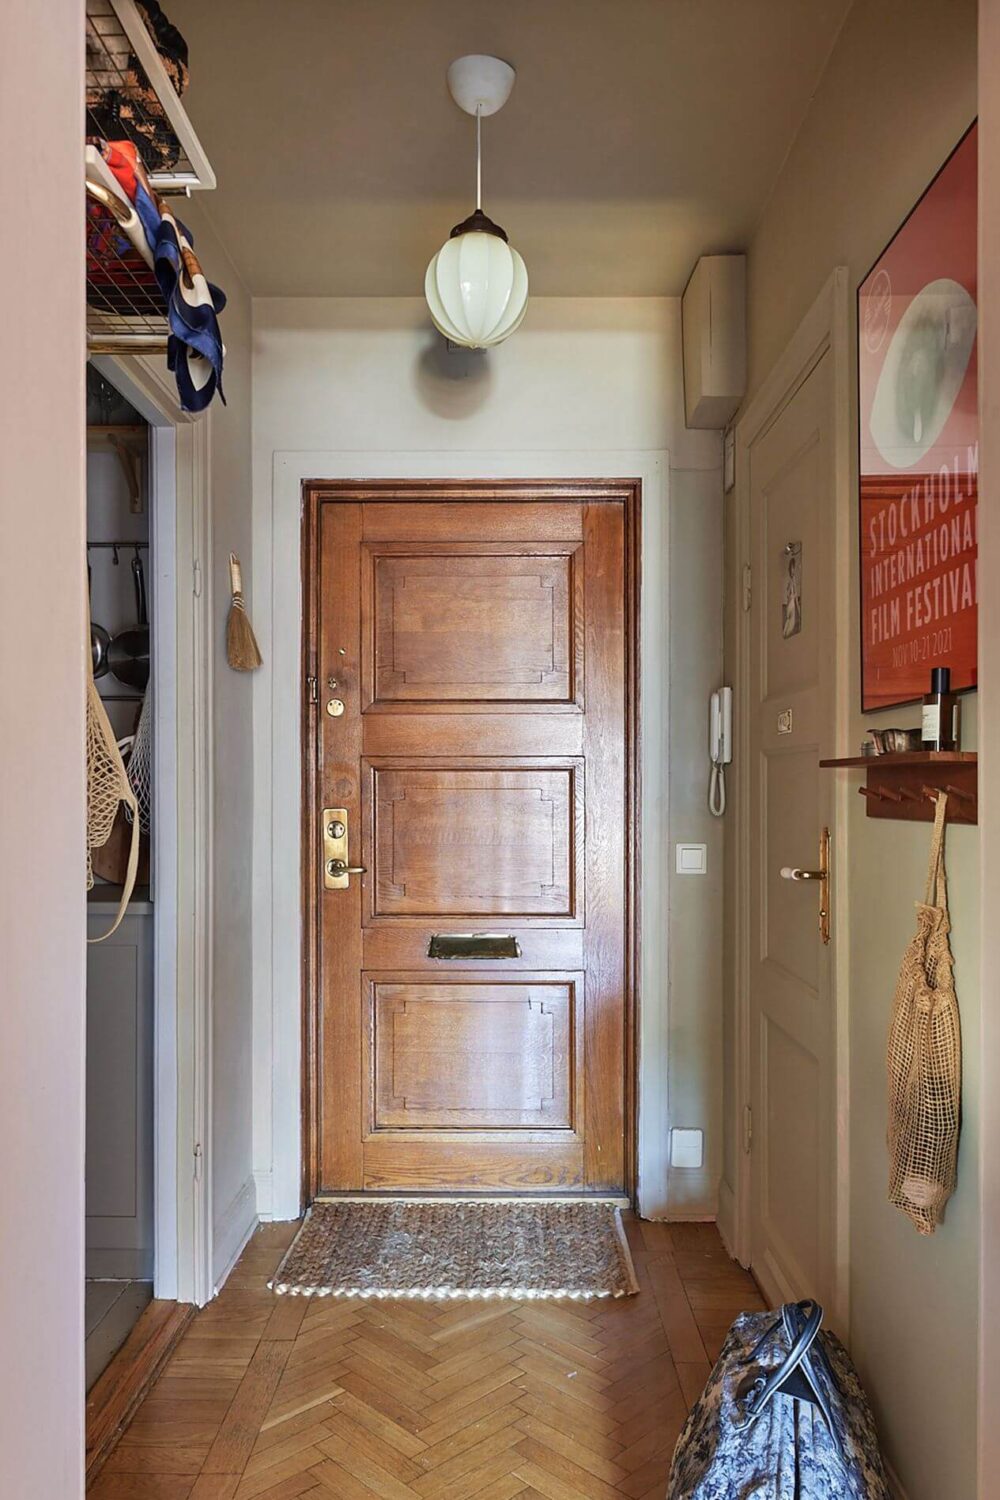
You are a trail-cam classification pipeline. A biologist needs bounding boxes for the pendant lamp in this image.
[425,55,528,349]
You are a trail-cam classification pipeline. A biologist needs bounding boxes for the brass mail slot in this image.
[427,933,522,961]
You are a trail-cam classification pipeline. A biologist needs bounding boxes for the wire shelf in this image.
[86,0,215,194]
[86,180,168,351]
[85,0,216,352]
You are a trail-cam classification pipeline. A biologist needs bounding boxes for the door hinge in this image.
[742,563,752,613]
[743,1104,753,1154]
[193,1142,203,1182]
[193,558,203,598]
[306,673,318,705]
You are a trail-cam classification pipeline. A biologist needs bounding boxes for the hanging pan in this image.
[108,550,150,691]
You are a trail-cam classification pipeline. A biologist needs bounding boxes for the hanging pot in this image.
[89,560,111,679]
[108,551,150,690]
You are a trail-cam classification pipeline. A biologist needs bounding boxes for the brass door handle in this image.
[322,808,365,889]
[779,827,831,944]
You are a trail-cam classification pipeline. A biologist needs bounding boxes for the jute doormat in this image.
[269,1198,639,1300]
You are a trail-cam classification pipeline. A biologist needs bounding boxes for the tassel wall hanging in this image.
[226,552,262,671]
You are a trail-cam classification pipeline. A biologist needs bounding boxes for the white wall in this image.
[0,2,87,1496]
[182,201,259,1286]
[249,295,724,1221]
[726,3,980,1496]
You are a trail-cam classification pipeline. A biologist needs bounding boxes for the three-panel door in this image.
[306,485,633,1195]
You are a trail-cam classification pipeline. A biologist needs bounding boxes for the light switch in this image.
[671,1128,704,1169]
[676,843,708,875]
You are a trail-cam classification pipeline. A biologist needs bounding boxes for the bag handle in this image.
[923,792,949,909]
[737,1300,827,1430]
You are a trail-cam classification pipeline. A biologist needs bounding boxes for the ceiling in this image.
[169,0,852,298]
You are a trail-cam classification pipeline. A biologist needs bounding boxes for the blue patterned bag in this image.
[668,1301,891,1499]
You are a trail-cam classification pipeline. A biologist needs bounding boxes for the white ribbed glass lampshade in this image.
[425,230,529,349]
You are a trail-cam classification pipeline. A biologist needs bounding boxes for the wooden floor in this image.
[90,1213,764,1500]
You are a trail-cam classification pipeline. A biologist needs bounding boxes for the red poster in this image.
[858,124,978,711]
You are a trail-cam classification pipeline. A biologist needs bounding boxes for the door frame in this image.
[729,269,853,1331]
[299,478,641,1206]
[89,352,215,1306]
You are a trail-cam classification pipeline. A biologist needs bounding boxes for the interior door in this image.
[306,485,633,1194]
[747,353,837,1308]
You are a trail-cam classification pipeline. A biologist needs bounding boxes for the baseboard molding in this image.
[716,1179,738,1259]
[85,1247,155,1281]
[885,1458,909,1500]
[213,1175,258,1292]
[640,1211,718,1224]
[254,1167,274,1220]
[86,1298,194,1486]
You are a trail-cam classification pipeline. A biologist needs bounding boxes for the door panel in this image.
[367,763,580,920]
[368,977,581,1131]
[748,353,835,1308]
[308,486,632,1194]
[364,544,583,707]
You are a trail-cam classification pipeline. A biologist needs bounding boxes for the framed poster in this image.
[858,122,978,712]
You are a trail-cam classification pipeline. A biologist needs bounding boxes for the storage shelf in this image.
[86,0,215,193]
[85,0,217,353]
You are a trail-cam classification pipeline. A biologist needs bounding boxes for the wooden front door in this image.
[303,482,637,1196]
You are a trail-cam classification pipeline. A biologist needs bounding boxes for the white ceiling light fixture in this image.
[425,55,528,349]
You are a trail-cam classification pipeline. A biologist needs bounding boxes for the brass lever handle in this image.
[779,827,831,944]
[326,859,366,878]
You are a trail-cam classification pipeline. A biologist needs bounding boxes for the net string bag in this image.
[86,658,140,942]
[886,791,962,1234]
[124,684,152,834]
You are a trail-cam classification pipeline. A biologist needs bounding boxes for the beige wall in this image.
[727,2,980,1496]
[248,296,725,1221]
[978,2,1000,1484]
[182,201,259,1285]
[0,1,87,1495]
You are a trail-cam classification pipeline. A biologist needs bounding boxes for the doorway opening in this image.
[300,479,640,1205]
[85,366,155,1387]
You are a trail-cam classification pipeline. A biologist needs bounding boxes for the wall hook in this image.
[858,785,884,802]
[944,783,974,802]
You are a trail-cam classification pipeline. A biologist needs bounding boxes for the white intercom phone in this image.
[708,686,733,817]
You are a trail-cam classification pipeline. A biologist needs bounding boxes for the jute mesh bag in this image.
[886,792,961,1234]
[86,665,140,943]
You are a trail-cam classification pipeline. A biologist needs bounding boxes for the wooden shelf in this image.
[821,751,977,824]
[820,751,976,768]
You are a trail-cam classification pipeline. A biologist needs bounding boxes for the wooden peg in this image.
[921,784,942,802]
[878,784,902,803]
[858,785,884,802]
[897,785,922,802]
[944,783,974,802]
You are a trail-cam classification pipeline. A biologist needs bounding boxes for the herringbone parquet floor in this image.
[90,1212,764,1500]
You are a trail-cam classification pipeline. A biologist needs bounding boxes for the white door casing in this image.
[90,353,214,1306]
